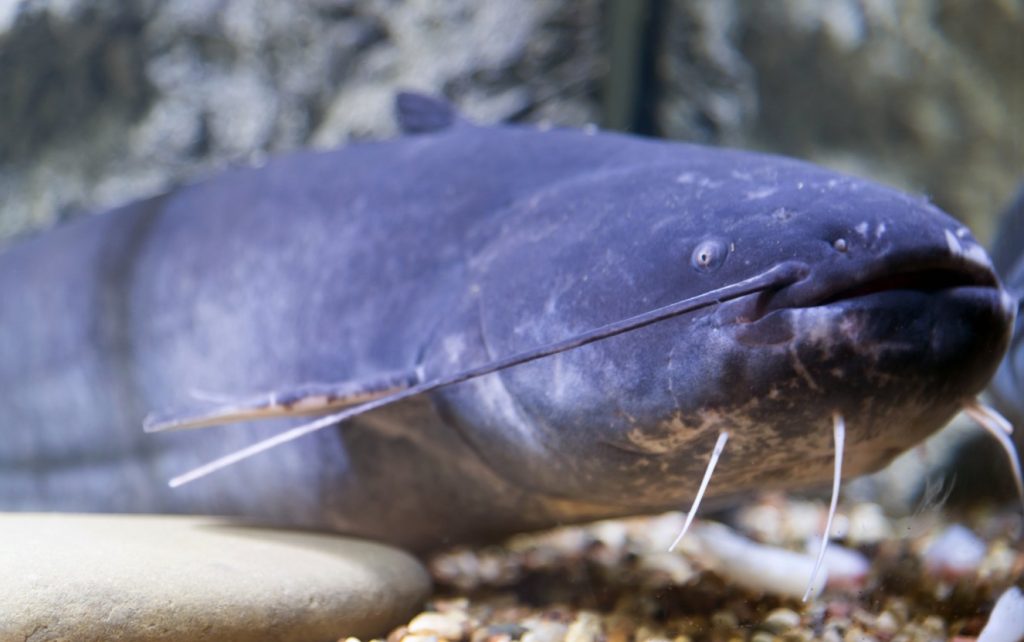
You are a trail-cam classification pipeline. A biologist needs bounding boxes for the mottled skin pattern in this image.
[0,97,1013,551]
[989,183,1024,450]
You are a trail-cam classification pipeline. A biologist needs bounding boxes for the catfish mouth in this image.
[752,257,1003,321]
[815,266,998,306]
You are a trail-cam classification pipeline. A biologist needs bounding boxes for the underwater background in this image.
[0,0,1021,243]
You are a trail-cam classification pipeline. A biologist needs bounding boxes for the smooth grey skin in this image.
[988,183,1024,449]
[0,95,1014,551]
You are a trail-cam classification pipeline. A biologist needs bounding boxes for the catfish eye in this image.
[691,239,727,272]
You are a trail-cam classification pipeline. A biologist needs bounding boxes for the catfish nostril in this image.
[833,238,848,253]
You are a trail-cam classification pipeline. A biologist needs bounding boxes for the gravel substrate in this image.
[359,495,1024,642]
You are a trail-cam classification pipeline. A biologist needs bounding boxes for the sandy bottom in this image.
[368,495,1022,642]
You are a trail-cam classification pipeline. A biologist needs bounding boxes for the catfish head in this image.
[428,152,1014,513]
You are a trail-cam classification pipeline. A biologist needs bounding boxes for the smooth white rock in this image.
[978,586,1024,642]
[692,522,827,600]
[922,523,987,577]
[0,513,431,642]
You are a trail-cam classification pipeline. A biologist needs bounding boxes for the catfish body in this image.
[0,96,1012,550]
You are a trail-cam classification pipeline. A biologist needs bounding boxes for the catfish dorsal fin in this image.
[395,92,464,134]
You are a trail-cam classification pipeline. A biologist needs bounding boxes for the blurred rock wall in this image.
[660,0,1023,240]
[0,0,603,239]
[0,0,1021,242]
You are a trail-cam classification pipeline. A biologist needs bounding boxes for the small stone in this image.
[852,609,877,629]
[0,513,430,642]
[978,586,1024,642]
[408,612,470,640]
[734,501,785,544]
[638,551,696,586]
[762,608,802,634]
[521,619,569,642]
[565,612,604,642]
[883,598,911,625]
[606,614,636,642]
[846,503,893,545]
[591,519,629,550]
[843,628,877,642]
[923,524,987,578]
[694,523,826,599]
[751,632,777,642]
[711,610,740,632]
[920,616,946,636]
[875,612,900,636]
[635,627,671,642]
[979,540,1018,581]
[674,617,707,638]
[431,549,497,591]
[434,598,472,614]
[485,624,528,640]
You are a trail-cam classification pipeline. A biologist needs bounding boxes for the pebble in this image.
[923,523,987,578]
[845,503,893,545]
[565,611,604,642]
[978,586,1024,642]
[873,611,899,637]
[521,619,569,642]
[711,610,739,632]
[638,551,696,586]
[762,608,801,633]
[408,611,471,640]
[415,502,1022,642]
[734,497,825,544]
[979,539,1018,581]
[0,513,431,642]
[808,540,869,589]
[693,522,827,599]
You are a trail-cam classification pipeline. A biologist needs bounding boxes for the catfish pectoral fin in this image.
[143,370,418,433]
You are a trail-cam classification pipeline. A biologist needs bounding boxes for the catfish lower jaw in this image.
[733,287,1013,424]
